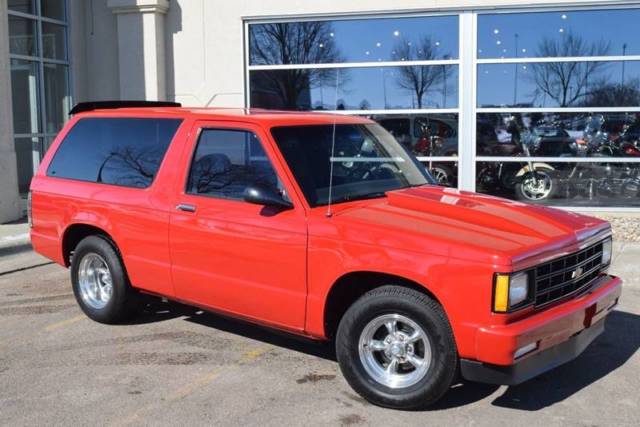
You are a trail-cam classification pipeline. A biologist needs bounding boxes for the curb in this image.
[0,233,30,249]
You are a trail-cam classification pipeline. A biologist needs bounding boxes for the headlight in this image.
[494,271,530,312]
[602,238,612,265]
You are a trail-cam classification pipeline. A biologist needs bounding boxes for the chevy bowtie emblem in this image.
[572,266,584,279]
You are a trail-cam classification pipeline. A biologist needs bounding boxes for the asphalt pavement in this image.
[0,228,638,426]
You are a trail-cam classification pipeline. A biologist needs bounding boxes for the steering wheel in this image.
[359,162,398,180]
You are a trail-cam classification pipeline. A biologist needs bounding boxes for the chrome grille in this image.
[534,241,604,306]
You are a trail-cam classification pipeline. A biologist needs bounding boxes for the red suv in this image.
[30,102,622,409]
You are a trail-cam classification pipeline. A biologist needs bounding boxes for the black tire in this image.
[336,286,458,410]
[70,235,139,324]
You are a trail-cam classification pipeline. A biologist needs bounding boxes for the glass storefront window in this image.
[8,0,36,15]
[249,15,458,65]
[42,22,67,60]
[477,161,640,207]
[477,112,640,158]
[41,0,66,21]
[43,63,70,133]
[476,8,640,209]
[250,66,458,111]
[248,7,640,208]
[364,114,459,187]
[368,113,458,157]
[14,137,42,194]
[8,0,70,195]
[478,61,640,108]
[10,59,40,134]
[8,15,37,56]
[478,9,640,59]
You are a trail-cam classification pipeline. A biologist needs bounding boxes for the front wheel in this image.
[430,164,454,187]
[515,169,557,203]
[336,286,458,409]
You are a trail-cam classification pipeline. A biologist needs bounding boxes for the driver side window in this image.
[187,129,282,201]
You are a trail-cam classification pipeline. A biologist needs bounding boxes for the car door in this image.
[169,121,308,331]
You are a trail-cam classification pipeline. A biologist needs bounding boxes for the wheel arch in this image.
[322,271,442,340]
[61,223,119,267]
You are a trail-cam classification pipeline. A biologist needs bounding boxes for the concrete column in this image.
[0,0,23,223]
[107,0,169,100]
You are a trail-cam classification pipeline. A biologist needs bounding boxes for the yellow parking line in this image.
[44,315,85,331]
[112,345,270,426]
[241,346,272,363]
[111,371,220,427]
[166,370,220,401]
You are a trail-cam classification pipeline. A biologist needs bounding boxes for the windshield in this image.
[271,123,434,207]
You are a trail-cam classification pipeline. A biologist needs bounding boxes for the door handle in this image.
[176,203,196,213]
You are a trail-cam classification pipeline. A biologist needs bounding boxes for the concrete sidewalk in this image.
[0,219,29,249]
[0,220,51,276]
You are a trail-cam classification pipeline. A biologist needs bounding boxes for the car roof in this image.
[76,107,374,127]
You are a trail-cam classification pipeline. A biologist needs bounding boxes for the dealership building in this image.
[2,0,640,222]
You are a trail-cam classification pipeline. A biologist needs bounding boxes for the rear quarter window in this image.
[47,117,182,188]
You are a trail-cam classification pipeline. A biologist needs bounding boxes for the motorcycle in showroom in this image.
[477,118,564,203]
[581,115,640,199]
[478,114,640,203]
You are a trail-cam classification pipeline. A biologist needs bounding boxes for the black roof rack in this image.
[69,100,182,115]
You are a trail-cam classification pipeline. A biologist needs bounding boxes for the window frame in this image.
[8,0,71,190]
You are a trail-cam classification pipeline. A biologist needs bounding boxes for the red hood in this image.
[330,186,610,268]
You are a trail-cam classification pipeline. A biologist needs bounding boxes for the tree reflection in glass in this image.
[530,32,610,107]
[391,37,453,109]
[249,22,343,109]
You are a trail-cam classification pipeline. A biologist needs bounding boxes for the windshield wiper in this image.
[332,192,387,204]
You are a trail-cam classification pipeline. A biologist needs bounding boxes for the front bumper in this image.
[460,274,622,385]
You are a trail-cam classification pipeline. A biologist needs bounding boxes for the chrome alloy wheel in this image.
[78,253,113,309]
[521,171,553,201]
[431,167,450,186]
[358,314,432,389]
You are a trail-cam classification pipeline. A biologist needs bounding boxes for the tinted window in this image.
[47,118,182,188]
[249,15,458,65]
[187,129,280,200]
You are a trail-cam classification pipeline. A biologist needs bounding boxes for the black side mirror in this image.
[243,184,293,209]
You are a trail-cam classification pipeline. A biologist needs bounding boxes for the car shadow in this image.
[130,298,337,360]
[0,242,34,258]
[434,310,640,411]
[127,302,639,410]
[488,310,640,411]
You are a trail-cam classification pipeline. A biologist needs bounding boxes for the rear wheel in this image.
[71,235,139,324]
[336,286,457,409]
